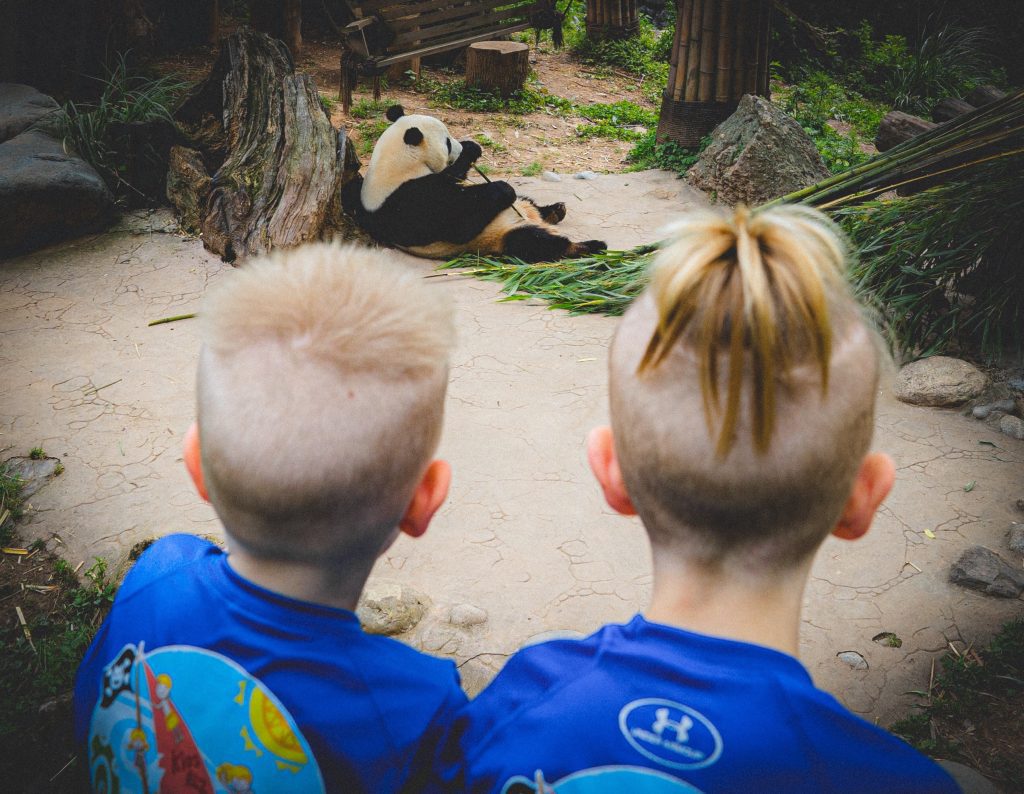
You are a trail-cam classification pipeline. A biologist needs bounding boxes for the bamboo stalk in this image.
[698,0,718,101]
[744,0,760,94]
[755,0,771,96]
[684,0,704,102]
[715,0,734,102]
[673,0,694,102]
[731,0,748,97]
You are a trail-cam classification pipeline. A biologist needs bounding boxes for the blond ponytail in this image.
[639,205,851,457]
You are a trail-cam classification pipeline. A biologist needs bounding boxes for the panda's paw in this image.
[540,202,566,224]
[575,240,608,256]
[493,181,517,207]
[460,140,483,162]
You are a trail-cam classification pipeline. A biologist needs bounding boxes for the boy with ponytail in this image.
[438,206,959,792]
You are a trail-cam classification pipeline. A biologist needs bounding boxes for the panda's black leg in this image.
[504,226,605,263]
[539,202,566,225]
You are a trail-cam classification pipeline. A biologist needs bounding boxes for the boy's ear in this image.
[183,422,210,503]
[832,452,895,541]
[587,426,637,517]
[399,460,451,539]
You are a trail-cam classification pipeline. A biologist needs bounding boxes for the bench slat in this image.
[389,0,527,35]
[391,7,530,46]
[356,0,530,18]
[374,21,532,66]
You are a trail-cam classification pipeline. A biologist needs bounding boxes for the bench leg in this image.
[342,67,353,114]
[372,76,381,102]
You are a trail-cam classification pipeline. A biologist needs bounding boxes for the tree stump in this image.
[465,42,529,97]
[170,30,361,262]
[875,110,938,152]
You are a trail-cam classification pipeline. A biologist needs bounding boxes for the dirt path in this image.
[2,171,1022,725]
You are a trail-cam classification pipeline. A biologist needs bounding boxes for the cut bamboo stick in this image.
[684,0,705,102]
[698,0,718,101]
[715,0,734,102]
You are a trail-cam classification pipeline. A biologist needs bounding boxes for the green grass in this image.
[575,100,657,141]
[626,131,709,175]
[569,16,671,105]
[412,74,575,116]
[890,618,1024,787]
[353,118,390,157]
[474,133,508,153]
[349,98,391,119]
[521,161,544,177]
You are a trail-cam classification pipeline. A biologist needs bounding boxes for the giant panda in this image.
[342,106,607,263]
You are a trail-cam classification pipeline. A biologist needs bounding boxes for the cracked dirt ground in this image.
[2,171,1022,725]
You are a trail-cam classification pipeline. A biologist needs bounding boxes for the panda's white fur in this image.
[361,113,462,212]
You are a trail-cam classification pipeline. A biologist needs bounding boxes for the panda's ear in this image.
[386,105,405,122]
[403,127,424,146]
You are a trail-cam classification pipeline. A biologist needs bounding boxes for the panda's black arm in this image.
[441,140,483,181]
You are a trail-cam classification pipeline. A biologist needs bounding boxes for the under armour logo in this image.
[652,708,693,743]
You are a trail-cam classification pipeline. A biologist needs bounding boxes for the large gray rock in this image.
[0,128,114,256]
[999,414,1024,440]
[893,356,988,407]
[687,94,830,206]
[0,83,61,142]
[949,546,1024,598]
[1,455,63,498]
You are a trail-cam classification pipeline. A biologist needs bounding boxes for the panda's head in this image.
[374,104,462,170]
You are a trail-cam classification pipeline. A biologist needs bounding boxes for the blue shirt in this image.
[74,534,466,793]
[439,616,958,793]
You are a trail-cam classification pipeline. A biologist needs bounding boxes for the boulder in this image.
[949,546,1024,598]
[0,83,61,142]
[0,128,114,257]
[965,85,1006,108]
[687,94,830,206]
[356,581,429,636]
[893,356,988,407]
[932,98,975,123]
[999,414,1024,440]
[875,111,937,152]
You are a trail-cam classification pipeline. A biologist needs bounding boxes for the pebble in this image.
[1008,523,1024,555]
[448,603,488,627]
[541,171,562,182]
[356,581,428,636]
[837,651,869,670]
[999,414,1024,440]
[573,171,597,180]
[972,398,1016,419]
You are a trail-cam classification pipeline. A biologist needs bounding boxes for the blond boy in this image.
[74,243,464,793]
[439,206,960,792]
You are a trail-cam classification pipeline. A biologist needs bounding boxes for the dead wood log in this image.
[875,110,937,152]
[465,42,530,98]
[172,30,359,262]
[966,85,1006,108]
[932,98,975,123]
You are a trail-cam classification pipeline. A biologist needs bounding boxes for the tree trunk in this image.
[585,0,639,41]
[932,98,975,123]
[875,111,938,152]
[249,0,302,56]
[465,42,530,97]
[657,0,771,147]
[172,31,359,262]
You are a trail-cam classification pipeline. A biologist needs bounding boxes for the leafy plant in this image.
[521,161,544,177]
[413,75,574,115]
[29,447,45,460]
[348,98,391,119]
[58,53,188,203]
[626,131,708,175]
[353,118,390,157]
[574,100,657,141]
[570,16,670,104]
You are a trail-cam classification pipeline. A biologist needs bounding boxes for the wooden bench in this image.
[333,0,561,112]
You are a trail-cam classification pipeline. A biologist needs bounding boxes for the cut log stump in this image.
[171,30,361,262]
[465,41,529,97]
[875,110,937,152]
[932,98,975,123]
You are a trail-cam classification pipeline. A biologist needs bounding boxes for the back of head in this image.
[610,205,882,570]
[197,242,455,566]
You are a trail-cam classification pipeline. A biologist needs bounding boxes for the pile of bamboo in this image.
[657,0,771,145]
[585,0,639,41]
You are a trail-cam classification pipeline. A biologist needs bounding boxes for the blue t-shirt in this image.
[439,615,958,793]
[73,534,466,793]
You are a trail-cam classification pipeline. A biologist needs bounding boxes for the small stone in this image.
[0,455,63,499]
[1008,524,1024,555]
[356,581,429,636]
[972,399,1016,419]
[949,546,1024,598]
[448,603,488,627]
[1008,378,1024,392]
[872,631,903,648]
[541,171,562,182]
[837,651,869,670]
[573,171,597,180]
[999,415,1024,440]
[893,356,988,407]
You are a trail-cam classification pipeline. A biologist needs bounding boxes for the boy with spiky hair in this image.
[439,206,959,792]
[74,243,465,793]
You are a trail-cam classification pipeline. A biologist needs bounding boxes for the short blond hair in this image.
[196,243,455,564]
[611,206,882,568]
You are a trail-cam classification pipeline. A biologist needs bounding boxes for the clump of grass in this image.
[29,447,45,460]
[521,161,544,177]
[58,52,188,203]
[413,75,574,116]
[891,619,1024,788]
[348,98,391,119]
[353,118,390,157]
[474,133,508,153]
[626,131,709,175]
[575,100,656,141]
[570,16,671,104]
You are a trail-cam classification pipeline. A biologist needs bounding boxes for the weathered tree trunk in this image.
[585,0,639,40]
[657,0,771,147]
[465,42,530,97]
[932,98,975,123]
[170,31,359,262]
[875,111,937,152]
